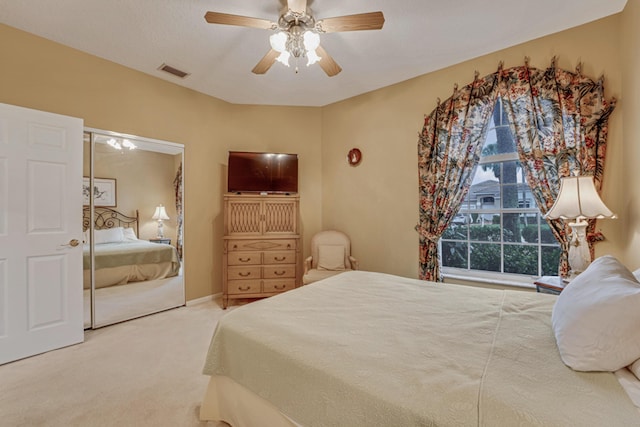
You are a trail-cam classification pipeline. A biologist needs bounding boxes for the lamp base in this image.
[567,218,590,277]
[156,220,165,239]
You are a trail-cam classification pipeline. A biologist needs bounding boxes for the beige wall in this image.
[93,145,179,242]
[82,140,179,241]
[321,14,625,280]
[1,4,638,298]
[0,23,323,301]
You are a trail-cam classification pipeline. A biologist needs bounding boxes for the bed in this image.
[83,207,184,328]
[82,207,180,289]
[201,267,640,426]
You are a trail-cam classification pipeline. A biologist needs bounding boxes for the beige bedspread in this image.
[203,271,639,426]
[83,241,180,289]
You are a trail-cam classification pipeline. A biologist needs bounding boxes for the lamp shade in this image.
[545,176,616,220]
[152,205,170,221]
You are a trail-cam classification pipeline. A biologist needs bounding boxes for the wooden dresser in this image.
[222,193,300,308]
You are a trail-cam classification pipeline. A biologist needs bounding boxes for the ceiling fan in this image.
[204,0,385,77]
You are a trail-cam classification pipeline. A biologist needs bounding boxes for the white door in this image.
[0,102,84,365]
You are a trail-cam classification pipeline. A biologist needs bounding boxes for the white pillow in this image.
[94,227,125,245]
[122,227,137,240]
[317,245,346,271]
[629,359,640,380]
[552,255,640,372]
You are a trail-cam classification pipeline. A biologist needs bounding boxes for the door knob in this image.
[68,239,80,247]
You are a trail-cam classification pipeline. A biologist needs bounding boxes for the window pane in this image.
[484,127,497,151]
[442,222,467,240]
[541,246,561,275]
[440,96,552,278]
[500,161,520,208]
[470,167,499,203]
[521,219,540,243]
[493,128,515,154]
[469,212,498,226]
[504,244,538,275]
[502,213,521,242]
[442,241,468,269]
[469,223,501,242]
[502,184,533,209]
[540,221,557,244]
[470,243,500,272]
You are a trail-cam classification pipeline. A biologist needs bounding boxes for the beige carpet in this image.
[0,299,230,427]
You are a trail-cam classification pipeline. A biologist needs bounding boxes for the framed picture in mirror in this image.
[83,177,117,207]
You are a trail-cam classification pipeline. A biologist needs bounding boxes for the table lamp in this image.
[152,204,170,239]
[545,176,616,278]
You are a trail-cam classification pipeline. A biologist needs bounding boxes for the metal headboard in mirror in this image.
[82,207,139,236]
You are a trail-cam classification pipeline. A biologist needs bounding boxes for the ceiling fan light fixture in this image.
[306,49,321,66]
[204,2,384,77]
[303,31,320,50]
[269,31,288,52]
[303,31,321,66]
[276,51,291,66]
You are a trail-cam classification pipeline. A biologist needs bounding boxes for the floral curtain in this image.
[416,74,500,281]
[173,163,183,259]
[499,59,615,277]
[417,59,615,280]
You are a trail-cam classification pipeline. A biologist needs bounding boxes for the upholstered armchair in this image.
[302,230,359,285]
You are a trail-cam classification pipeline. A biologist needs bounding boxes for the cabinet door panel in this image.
[264,201,297,234]
[227,201,262,234]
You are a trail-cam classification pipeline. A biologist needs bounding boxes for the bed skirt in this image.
[200,375,301,427]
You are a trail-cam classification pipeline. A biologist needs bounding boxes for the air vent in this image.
[158,63,190,78]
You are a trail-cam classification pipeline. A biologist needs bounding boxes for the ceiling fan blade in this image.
[204,12,275,30]
[252,49,280,75]
[287,0,307,14]
[316,45,342,77]
[317,11,385,33]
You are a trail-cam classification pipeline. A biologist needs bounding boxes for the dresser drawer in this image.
[227,251,262,265]
[263,251,296,265]
[227,280,261,295]
[263,265,295,279]
[263,279,296,293]
[228,239,297,252]
[227,266,261,280]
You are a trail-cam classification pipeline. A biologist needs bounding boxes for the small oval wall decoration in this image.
[347,148,362,166]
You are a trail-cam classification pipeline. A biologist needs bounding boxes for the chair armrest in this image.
[304,256,313,275]
[349,256,359,270]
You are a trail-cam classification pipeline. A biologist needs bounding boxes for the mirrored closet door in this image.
[83,129,185,328]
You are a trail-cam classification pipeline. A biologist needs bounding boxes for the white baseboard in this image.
[186,292,221,306]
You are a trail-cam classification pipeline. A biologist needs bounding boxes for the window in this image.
[441,97,561,277]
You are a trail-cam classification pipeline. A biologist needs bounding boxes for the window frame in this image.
[440,99,560,279]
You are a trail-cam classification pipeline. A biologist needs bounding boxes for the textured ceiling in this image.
[0,0,627,106]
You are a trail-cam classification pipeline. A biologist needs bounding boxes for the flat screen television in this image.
[227,151,298,194]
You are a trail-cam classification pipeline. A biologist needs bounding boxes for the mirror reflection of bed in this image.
[83,130,185,328]
[82,207,183,327]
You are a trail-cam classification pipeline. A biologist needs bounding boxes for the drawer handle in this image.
[275,284,286,290]
[239,286,251,291]
[287,244,291,248]
[274,271,286,276]
[274,256,286,261]
[238,272,251,277]
[239,257,252,262]
[232,245,238,249]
